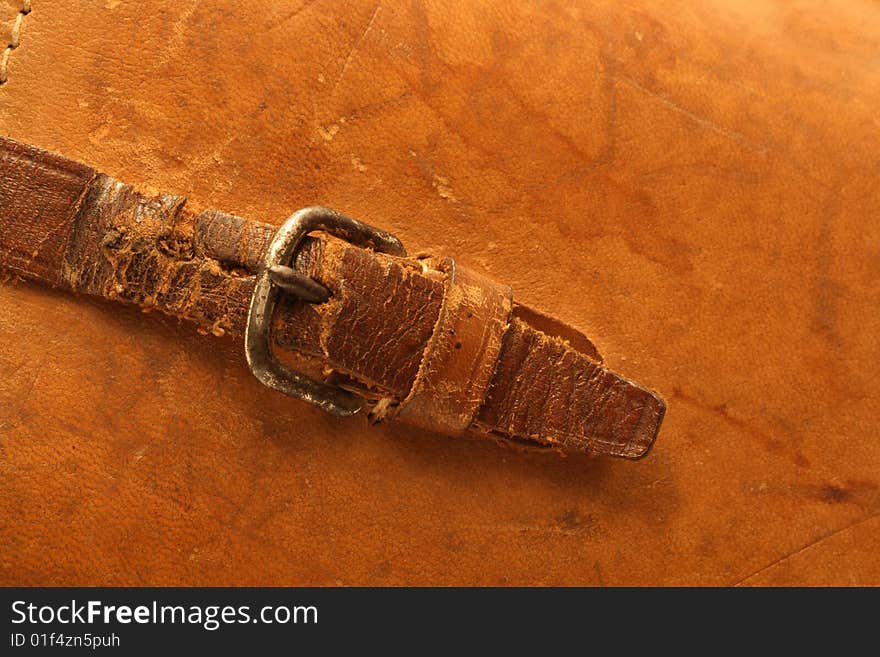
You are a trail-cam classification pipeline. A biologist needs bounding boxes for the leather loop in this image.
[396,258,512,436]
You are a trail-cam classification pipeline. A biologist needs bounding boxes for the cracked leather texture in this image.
[0,0,879,585]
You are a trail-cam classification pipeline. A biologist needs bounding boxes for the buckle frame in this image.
[245,206,406,416]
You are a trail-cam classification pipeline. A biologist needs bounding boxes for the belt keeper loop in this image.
[395,258,513,436]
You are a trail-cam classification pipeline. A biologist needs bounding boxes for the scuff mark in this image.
[0,1,32,85]
[350,155,367,172]
[318,124,340,141]
[432,175,457,202]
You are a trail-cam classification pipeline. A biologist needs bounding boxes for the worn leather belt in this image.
[0,135,665,458]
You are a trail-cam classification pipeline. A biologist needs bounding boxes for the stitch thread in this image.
[0,1,31,85]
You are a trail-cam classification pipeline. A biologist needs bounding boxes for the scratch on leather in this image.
[329,1,382,97]
[617,74,769,155]
[0,1,31,85]
[733,512,880,586]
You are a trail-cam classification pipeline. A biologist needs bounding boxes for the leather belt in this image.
[0,135,665,458]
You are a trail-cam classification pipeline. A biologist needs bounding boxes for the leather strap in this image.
[0,135,665,458]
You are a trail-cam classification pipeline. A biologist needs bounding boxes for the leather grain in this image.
[0,0,878,585]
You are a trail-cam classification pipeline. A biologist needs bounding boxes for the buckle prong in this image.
[267,264,331,303]
[245,206,406,416]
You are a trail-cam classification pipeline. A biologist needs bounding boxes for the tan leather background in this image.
[0,0,878,586]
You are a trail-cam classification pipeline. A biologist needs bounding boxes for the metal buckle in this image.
[245,206,406,416]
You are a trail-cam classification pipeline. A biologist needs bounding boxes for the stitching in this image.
[0,1,31,85]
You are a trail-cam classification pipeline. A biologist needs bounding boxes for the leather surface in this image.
[0,0,878,585]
